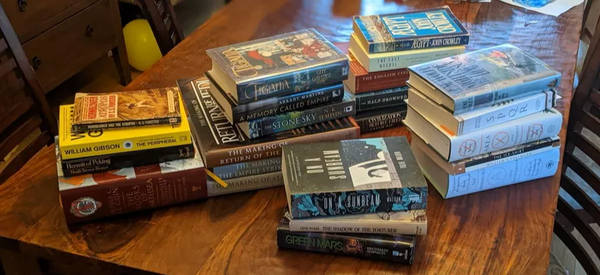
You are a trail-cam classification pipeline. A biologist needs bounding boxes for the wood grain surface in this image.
[0,0,583,274]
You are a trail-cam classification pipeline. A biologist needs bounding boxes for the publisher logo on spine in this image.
[70,197,102,217]
[123,141,133,149]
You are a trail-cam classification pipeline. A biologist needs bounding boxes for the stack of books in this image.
[346,7,469,133]
[56,89,206,224]
[404,44,563,198]
[277,137,428,264]
[178,28,360,191]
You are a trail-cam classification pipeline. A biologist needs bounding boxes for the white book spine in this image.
[288,218,427,235]
[368,47,465,72]
[446,147,560,198]
[458,90,556,135]
[448,109,562,162]
[207,172,283,197]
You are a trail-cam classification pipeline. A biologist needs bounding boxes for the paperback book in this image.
[212,157,281,180]
[353,6,470,53]
[354,105,407,133]
[283,137,427,219]
[206,29,349,104]
[345,53,409,93]
[206,172,283,196]
[355,86,408,111]
[71,88,181,132]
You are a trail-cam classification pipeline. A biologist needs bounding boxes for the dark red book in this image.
[56,143,207,224]
[344,53,409,94]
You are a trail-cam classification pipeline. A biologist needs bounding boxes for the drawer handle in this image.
[32,56,41,70]
[17,0,27,11]
[86,25,94,36]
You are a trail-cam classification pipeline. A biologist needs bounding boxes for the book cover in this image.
[354,106,407,133]
[212,157,281,180]
[283,137,427,219]
[61,143,194,177]
[412,141,560,198]
[56,142,206,224]
[71,88,181,131]
[179,77,360,168]
[241,91,356,139]
[277,216,416,263]
[59,102,192,160]
[285,207,427,235]
[345,53,409,93]
[408,44,561,114]
[353,6,470,53]
[206,172,283,196]
[355,86,408,111]
[206,29,349,103]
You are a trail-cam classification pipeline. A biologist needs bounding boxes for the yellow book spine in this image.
[60,131,191,160]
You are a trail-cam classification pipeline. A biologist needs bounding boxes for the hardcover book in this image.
[404,105,562,162]
[179,77,360,168]
[207,71,344,123]
[71,88,181,131]
[206,172,283,196]
[408,88,557,136]
[277,215,416,264]
[345,53,409,93]
[355,86,408,112]
[212,157,281,180]
[56,142,206,224]
[282,137,427,219]
[408,44,561,114]
[59,102,192,160]
[412,139,560,198]
[206,29,349,104]
[353,6,470,53]
[354,105,407,133]
[285,207,427,235]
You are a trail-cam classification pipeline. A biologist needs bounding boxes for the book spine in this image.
[453,74,561,114]
[233,85,344,122]
[246,98,356,139]
[212,157,282,180]
[464,140,559,173]
[71,117,182,132]
[369,35,470,53]
[236,60,349,104]
[457,90,556,135]
[367,47,464,72]
[446,147,560,198]
[59,165,207,224]
[61,144,194,177]
[353,69,409,93]
[206,172,283,196]
[288,219,427,235]
[277,228,415,264]
[448,109,562,162]
[355,89,408,112]
[355,110,406,133]
[205,124,360,167]
[290,187,428,218]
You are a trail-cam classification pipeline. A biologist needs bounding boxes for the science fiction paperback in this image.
[355,86,408,112]
[354,105,407,133]
[283,137,427,219]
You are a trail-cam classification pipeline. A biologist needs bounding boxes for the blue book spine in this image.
[236,60,349,104]
[355,86,408,112]
[374,36,469,53]
[212,158,282,180]
[233,84,344,122]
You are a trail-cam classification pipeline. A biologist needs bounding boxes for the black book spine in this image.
[61,144,194,177]
[277,226,416,264]
[355,110,407,133]
[355,88,408,112]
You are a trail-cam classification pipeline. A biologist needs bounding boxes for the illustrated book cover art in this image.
[283,137,427,219]
[408,44,561,114]
[71,88,181,131]
[179,77,360,168]
[206,29,349,103]
[56,141,206,224]
[353,6,470,53]
[59,102,192,160]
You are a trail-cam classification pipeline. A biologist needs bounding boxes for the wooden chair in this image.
[137,0,184,56]
[0,4,56,183]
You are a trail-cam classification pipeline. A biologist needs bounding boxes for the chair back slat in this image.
[555,211,600,275]
[138,0,183,56]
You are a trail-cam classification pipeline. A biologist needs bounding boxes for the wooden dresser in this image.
[0,0,131,93]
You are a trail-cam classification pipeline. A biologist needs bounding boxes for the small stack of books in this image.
[56,89,206,224]
[179,28,359,189]
[277,137,428,263]
[346,7,469,133]
[404,44,563,198]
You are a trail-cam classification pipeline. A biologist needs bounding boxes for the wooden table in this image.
[0,0,583,274]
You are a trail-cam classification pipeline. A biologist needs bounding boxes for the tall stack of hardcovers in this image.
[404,44,563,198]
[346,7,469,133]
[183,28,360,191]
[277,137,427,263]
